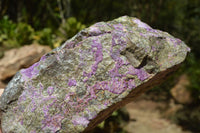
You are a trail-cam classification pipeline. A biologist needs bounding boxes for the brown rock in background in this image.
[0,82,5,97]
[0,82,5,89]
[0,44,51,81]
[0,89,3,97]
[125,102,190,133]
[171,74,192,104]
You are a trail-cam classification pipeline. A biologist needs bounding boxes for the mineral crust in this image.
[0,16,190,133]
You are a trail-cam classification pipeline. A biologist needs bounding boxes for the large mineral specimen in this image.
[0,16,190,133]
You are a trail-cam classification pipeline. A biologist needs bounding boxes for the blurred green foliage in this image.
[185,54,200,100]
[0,16,34,47]
[0,16,17,47]
[15,22,34,45]
[0,16,85,48]
[35,28,53,47]
[59,17,86,39]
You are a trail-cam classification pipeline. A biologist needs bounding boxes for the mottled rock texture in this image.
[0,16,189,133]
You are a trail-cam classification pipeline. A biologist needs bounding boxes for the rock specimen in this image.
[0,16,190,133]
[0,44,51,81]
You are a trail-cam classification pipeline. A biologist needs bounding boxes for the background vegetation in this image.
[0,0,200,132]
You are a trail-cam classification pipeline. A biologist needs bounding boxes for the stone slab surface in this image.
[0,16,189,133]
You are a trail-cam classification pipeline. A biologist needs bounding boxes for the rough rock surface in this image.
[0,16,189,133]
[0,44,51,81]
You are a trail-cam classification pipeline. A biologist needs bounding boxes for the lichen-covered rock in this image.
[0,16,190,133]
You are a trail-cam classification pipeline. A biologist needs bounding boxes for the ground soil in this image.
[124,93,191,133]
